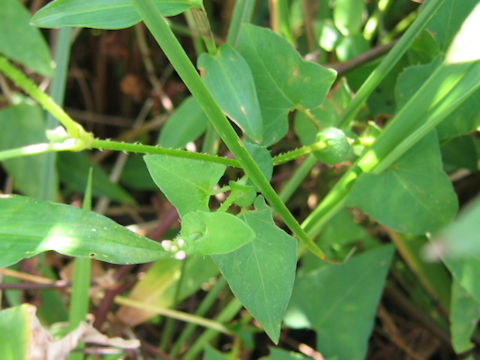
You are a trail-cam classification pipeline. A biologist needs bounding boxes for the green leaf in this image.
[58,152,134,203]
[117,256,218,326]
[450,279,480,353]
[0,100,57,199]
[158,96,208,148]
[407,30,441,65]
[335,33,369,62]
[0,0,52,76]
[441,135,478,172]
[31,0,202,29]
[244,142,273,181]
[285,245,394,360]
[120,154,157,190]
[181,211,255,255]
[446,3,480,64]
[229,181,256,208]
[302,208,376,271]
[390,234,451,311]
[262,348,309,360]
[427,0,479,52]
[333,0,365,36]
[198,44,263,142]
[294,79,352,145]
[426,196,480,259]
[203,346,229,360]
[212,197,297,343]
[347,133,458,234]
[237,24,336,146]
[0,195,169,267]
[396,60,480,139]
[144,155,226,217]
[444,256,480,304]
[0,304,30,360]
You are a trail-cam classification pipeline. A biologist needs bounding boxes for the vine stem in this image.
[0,55,92,145]
[130,0,327,260]
[90,139,240,167]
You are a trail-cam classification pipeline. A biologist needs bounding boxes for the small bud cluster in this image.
[161,237,187,260]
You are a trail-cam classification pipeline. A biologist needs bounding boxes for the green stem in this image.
[183,298,242,360]
[337,0,446,129]
[129,0,327,259]
[169,277,227,357]
[0,55,92,144]
[0,140,83,162]
[184,10,206,55]
[114,296,232,334]
[273,141,326,166]
[372,62,480,175]
[90,138,240,167]
[41,27,73,201]
[226,0,256,47]
[68,168,92,360]
[270,0,294,44]
[303,61,480,239]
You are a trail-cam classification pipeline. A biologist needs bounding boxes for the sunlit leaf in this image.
[181,211,254,256]
[333,0,365,36]
[0,195,169,267]
[395,60,480,139]
[427,0,479,52]
[31,0,202,29]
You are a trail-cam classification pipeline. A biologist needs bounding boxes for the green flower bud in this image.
[314,127,351,165]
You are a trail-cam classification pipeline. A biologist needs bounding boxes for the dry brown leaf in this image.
[25,304,139,360]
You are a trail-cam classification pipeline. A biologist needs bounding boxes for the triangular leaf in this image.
[285,245,394,360]
[212,198,297,343]
[144,155,226,217]
[347,133,458,234]
[237,24,336,145]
